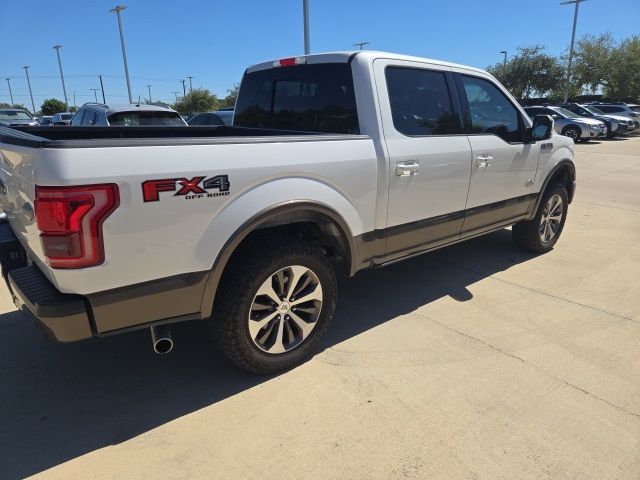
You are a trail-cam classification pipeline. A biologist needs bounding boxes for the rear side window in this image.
[234,63,359,134]
[385,67,461,136]
[82,110,97,126]
[461,75,522,143]
[70,110,85,126]
[108,111,185,126]
[598,106,621,113]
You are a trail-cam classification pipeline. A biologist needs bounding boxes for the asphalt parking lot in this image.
[1,136,639,480]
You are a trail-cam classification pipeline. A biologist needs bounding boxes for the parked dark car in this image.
[188,110,234,126]
[187,111,229,126]
[0,108,38,126]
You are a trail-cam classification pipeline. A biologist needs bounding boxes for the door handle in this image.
[395,160,420,176]
[475,154,494,168]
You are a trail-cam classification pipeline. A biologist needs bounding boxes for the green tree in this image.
[218,83,239,109]
[571,33,615,95]
[608,36,640,101]
[487,45,564,100]
[171,88,219,116]
[0,102,29,111]
[41,98,67,115]
[572,33,640,101]
[145,100,171,108]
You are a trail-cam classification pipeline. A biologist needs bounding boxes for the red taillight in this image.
[272,56,307,67]
[35,184,119,268]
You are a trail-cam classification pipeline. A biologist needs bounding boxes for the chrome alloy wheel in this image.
[539,194,563,243]
[248,265,323,354]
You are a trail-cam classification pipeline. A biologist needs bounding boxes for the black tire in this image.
[210,238,337,374]
[606,125,614,138]
[512,184,569,253]
[561,125,581,141]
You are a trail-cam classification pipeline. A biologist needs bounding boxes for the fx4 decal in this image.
[142,175,230,202]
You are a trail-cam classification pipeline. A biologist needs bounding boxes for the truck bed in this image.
[0,125,355,149]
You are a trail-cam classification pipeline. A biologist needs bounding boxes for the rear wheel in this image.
[512,184,568,253]
[210,238,337,374]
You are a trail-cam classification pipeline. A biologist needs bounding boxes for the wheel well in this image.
[547,163,575,203]
[199,205,356,318]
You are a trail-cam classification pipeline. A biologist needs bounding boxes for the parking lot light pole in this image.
[172,91,179,103]
[5,78,14,105]
[52,45,69,111]
[500,51,507,67]
[110,5,133,104]
[90,88,100,102]
[23,66,36,114]
[303,0,310,54]
[186,76,194,92]
[98,74,106,103]
[146,84,152,103]
[561,0,587,103]
[180,79,186,97]
[353,42,370,50]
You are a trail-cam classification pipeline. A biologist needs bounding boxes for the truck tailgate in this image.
[0,139,43,264]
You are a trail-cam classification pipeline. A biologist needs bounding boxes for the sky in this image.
[1,0,639,110]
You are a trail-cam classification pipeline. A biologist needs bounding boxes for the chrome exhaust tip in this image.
[150,324,173,354]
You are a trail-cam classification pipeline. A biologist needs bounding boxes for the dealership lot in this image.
[1,137,639,479]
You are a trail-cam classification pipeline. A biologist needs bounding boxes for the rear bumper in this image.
[0,219,208,342]
[8,264,93,342]
[0,221,93,342]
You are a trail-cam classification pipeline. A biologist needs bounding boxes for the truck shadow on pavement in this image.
[0,228,538,479]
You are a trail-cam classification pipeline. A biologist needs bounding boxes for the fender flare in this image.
[526,159,576,220]
[198,201,357,318]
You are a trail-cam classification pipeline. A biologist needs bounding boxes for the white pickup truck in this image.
[0,51,576,373]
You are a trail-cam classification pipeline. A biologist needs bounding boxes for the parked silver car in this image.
[0,108,38,126]
[524,106,606,142]
[560,103,636,137]
[70,103,187,126]
[52,112,73,125]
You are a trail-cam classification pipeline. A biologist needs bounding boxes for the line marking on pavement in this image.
[425,314,640,420]
[431,259,640,326]
[573,200,640,213]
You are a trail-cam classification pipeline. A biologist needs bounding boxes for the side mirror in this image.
[530,115,553,142]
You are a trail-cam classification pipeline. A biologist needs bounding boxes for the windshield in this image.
[0,110,32,121]
[59,113,73,120]
[235,63,359,134]
[107,111,186,126]
[551,107,579,118]
[585,106,605,115]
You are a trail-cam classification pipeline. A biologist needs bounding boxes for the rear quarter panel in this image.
[34,137,378,295]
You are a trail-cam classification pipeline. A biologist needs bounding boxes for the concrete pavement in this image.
[1,136,639,479]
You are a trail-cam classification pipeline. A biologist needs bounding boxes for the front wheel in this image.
[210,238,337,374]
[561,125,581,141]
[512,184,568,253]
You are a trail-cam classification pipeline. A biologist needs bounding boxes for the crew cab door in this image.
[453,72,540,235]
[373,59,472,261]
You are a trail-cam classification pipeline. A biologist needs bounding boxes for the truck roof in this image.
[246,50,488,76]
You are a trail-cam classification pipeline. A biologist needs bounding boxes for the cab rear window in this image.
[234,63,359,134]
